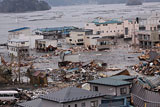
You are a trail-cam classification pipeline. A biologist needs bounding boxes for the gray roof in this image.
[110,75,135,80]
[88,77,131,87]
[18,99,41,107]
[40,87,105,103]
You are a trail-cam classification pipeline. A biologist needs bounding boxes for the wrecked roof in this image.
[40,87,105,103]
[88,77,131,87]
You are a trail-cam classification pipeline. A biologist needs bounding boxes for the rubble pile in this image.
[133,51,160,76]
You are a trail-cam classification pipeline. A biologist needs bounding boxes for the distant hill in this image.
[0,0,51,13]
[44,0,160,6]
[126,0,142,5]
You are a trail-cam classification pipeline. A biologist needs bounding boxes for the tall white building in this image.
[8,39,29,57]
[137,13,160,48]
[8,27,43,49]
[85,18,139,39]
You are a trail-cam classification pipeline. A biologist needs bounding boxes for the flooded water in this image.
[0,2,160,43]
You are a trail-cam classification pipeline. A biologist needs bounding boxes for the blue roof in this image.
[88,77,131,87]
[92,20,122,25]
[8,27,30,32]
[36,26,78,32]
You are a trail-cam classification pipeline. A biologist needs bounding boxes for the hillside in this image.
[126,0,142,5]
[0,0,51,13]
[44,0,160,6]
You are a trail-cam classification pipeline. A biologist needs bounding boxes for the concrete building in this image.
[8,27,43,49]
[84,35,114,50]
[96,37,114,51]
[8,27,31,40]
[8,39,29,57]
[18,87,105,107]
[34,26,78,40]
[66,29,93,45]
[138,14,160,48]
[35,39,58,52]
[84,35,101,49]
[85,18,139,40]
[123,19,139,39]
[85,18,124,37]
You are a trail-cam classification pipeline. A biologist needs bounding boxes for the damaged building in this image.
[35,39,57,52]
[27,68,48,87]
[34,26,78,40]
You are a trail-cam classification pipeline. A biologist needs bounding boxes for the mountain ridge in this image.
[0,0,51,13]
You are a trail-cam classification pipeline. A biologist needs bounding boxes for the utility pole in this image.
[18,49,21,84]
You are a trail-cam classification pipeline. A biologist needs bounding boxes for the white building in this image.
[35,39,58,52]
[66,29,93,45]
[137,13,160,48]
[123,19,139,39]
[8,27,43,49]
[84,35,101,49]
[8,39,29,57]
[85,18,139,39]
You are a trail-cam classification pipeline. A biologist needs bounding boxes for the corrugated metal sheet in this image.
[132,82,160,107]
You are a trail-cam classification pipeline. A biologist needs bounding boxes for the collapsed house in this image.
[134,51,160,76]
[132,77,160,107]
[0,65,12,84]
[27,68,48,87]
[35,39,57,52]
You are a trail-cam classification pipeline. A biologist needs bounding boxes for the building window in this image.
[68,105,71,107]
[120,87,127,95]
[69,39,72,41]
[78,34,83,36]
[93,86,98,91]
[86,24,89,26]
[21,42,25,44]
[96,31,101,35]
[81,102,86,107]
[78,39,83,42]
[144,35,147,40]
[75,104,77,107]
[91,100,98,107]
[125,27,128,35]
[148,35,150,40]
